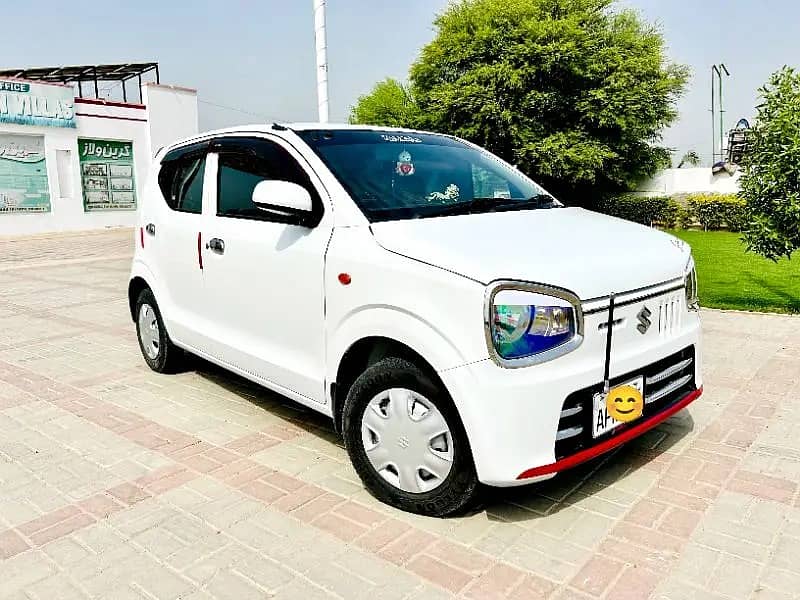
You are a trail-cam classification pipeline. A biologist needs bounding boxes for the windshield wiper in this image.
[523,194,562,209]
[431,195,561,217]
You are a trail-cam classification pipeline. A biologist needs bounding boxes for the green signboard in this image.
[0,80,75,128]
[79,139,137,212]
[0,134,51,213]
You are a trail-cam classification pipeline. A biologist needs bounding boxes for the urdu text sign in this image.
[0,80,76,128]
[79,139,137,211]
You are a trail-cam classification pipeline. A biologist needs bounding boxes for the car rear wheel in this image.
[135,288,183,373]
[343,357,479,517]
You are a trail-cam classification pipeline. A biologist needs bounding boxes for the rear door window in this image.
[158,142,208,214]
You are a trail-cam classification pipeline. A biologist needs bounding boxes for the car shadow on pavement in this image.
[192,356,696,521]
[479,412,696,522]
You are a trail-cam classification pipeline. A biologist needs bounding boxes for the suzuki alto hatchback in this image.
[129,124,702,516]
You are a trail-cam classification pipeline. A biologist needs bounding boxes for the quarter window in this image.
[158,154,206,214]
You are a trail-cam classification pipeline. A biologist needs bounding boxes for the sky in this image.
[2,0,798,167]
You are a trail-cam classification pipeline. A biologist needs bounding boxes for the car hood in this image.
[370,208,690,300]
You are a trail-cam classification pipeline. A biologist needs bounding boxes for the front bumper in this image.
[439,310,702,487]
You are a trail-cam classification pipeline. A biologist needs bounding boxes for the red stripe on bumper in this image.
[517,386,703,480]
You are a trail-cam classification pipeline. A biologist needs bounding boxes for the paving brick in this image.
[406,554,472,594]
[426,540,492,575]
[271,484,325,512]
[107,482,151,506]
[78,493,124,518]
[240,479,287,505]
[17,505,80,536]
[571,555,624,596]
[314,512,368,542]
[30,513,95,547]
[462,562,526,599]
[379,529,437,566]
[0,530,30,560]
[658,507,704,539]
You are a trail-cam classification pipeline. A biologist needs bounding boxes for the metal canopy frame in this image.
[0,63,159,104]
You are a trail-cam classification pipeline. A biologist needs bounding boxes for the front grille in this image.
[657,293,682,337]
[555,346,696,460]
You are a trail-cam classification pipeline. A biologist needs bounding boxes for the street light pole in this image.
[718,63,730,163]
[313,0,330,123]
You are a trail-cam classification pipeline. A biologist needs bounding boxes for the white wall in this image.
[0,83,199,237]
[142,83,199,159]
[637,167,741,197]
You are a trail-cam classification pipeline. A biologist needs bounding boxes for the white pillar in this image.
[313,0,330,123]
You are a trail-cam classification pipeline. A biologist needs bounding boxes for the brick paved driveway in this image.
[1,228,799,600]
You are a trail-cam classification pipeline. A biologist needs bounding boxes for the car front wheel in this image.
[343,357,479,517]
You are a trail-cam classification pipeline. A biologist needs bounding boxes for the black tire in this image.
[342,357,479,517]
[134,288,184,374]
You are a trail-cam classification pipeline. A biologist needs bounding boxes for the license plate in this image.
[592,376,644,438]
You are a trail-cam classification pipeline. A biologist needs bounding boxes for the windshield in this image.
[297,129,560,222]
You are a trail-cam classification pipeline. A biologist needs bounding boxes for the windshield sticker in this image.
[396,150,415,176]
[381,134,422,144]
[426,184,460,203]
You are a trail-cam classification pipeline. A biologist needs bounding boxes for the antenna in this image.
[313,0,330,123]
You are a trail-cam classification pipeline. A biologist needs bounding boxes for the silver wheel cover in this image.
[360,388,454,494]
[138,303,160,360]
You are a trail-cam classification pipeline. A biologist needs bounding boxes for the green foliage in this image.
[351,0,688,204]
[349,78,418,127]
[593,194,682,227]
[685,193,748,232]
[677,151,700,168]
[740,66,800,260]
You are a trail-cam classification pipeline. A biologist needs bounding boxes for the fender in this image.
[128,260,171,324]
[327,303,481,387]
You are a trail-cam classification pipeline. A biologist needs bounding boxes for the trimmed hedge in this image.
[594,193,748,231]
[685,193,748,232]
[593,194,683,228]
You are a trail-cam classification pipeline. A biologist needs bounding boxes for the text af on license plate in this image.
[592,376,644,438]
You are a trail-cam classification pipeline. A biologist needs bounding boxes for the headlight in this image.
[685,258,699,311]
[485,283,583,366]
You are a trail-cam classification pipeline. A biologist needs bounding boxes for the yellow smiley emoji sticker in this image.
[606,385,644,422]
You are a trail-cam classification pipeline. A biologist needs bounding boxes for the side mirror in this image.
[252,180,314,224]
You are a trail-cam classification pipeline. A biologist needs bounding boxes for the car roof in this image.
[160,122,441,156]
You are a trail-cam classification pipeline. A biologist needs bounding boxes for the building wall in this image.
[0,82,198,237]
[636,167,742,197]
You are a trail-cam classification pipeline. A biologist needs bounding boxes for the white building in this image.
[0,63,199,236]
[636,167,742,197]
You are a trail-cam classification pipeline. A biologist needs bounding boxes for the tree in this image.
[677,151,700,168]
[349,78,418,128]
[351,0,688,203]
[740,66,800,260]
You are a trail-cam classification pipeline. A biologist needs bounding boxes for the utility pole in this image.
[710,63,730,164]
[718,63,730,162]
[313,0,330,123]
[711,65,717,164]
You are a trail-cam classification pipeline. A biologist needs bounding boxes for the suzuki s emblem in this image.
[637,306,652,334]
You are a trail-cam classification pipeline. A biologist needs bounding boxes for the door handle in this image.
[145,223,156,236]
[206,238,225,254]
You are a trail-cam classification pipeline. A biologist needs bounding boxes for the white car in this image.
[129,123,702,516]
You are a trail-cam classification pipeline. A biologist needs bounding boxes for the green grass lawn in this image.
[667,230,800,313]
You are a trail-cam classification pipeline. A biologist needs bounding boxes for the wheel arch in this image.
[128,276,151,321]
[331,336,449,435]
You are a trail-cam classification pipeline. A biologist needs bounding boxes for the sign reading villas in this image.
[0,80,76,128]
